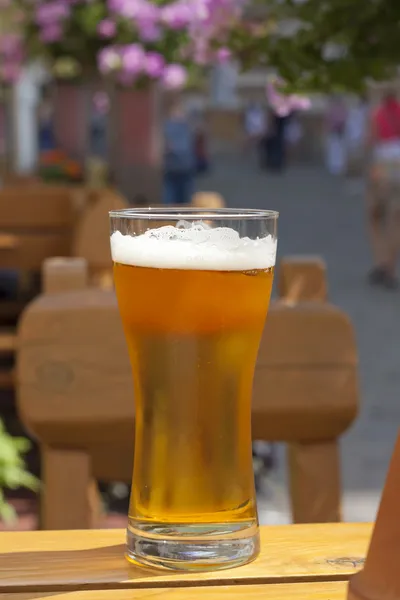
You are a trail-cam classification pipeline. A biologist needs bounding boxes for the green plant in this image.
[0,419,39,523]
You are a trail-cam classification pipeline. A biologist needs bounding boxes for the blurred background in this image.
[1,0,400,532]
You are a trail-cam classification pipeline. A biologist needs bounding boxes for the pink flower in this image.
[1,62,21,83]
[266,80,310,116]
[144,52,165,78]
[137,20,161,42]
[35,1,70,25]
[290,94,311,111]
[162,64,187,89]
[161,2,192,29]
[97,19,116,38]
[0,35,22,57]
[40,24,63,43]
[216,47,231,63]
[121,44,144,75]
[108,0,148,19]
[98,46,121,73]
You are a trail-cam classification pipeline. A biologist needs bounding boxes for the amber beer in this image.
[110,212,277,571]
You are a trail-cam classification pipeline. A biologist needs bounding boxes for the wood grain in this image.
[0,524,369,592]
[0,581,348,599]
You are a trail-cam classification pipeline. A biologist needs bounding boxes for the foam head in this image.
[110,221,277,271]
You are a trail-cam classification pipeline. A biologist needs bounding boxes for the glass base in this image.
[126,519,260,571]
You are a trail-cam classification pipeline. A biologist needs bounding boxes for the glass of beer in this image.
[110,208,278,571]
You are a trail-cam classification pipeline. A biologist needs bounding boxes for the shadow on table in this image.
[0,543,171,594]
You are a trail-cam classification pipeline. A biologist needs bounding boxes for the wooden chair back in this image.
[71,187,127,289]
[0,186,76,271]
[0,185,126,391]
[0,185,81,388]
[191,192,226,209]
[16,256,358,529]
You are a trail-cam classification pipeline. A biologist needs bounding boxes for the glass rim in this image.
[109,207,279,221]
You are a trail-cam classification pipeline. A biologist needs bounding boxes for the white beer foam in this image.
[111,221,277,271]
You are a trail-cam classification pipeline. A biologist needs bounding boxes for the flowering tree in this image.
[0,0,242,88]
[230,0,400,92]
[1,0,399,91]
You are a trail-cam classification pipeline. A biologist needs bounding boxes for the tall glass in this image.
[110,208,278,571]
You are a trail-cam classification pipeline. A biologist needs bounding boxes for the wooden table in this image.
[0,523,371,599]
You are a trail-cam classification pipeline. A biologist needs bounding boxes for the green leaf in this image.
[0,418,39,507]
[76,2,107,37]
[0,500,16,524]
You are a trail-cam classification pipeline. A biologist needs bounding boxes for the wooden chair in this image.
[16,257,358,529]
[276,256,358,522]
[0,185,126,389]
[191,192,226,209]
[0,186,78,389]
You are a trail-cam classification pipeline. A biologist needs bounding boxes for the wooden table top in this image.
[0,523,371,599]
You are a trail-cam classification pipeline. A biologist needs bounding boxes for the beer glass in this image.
[110,208,278,571]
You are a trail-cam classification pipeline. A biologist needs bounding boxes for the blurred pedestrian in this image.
[285,111,303,165]
[37,87,56,153]
[194,121,210,175]
[325,95,348,175]
[244,102,267,163]
[163,100,195,205]
[366,88,400,289]
[346,95,369,175]
[265,110,291,172]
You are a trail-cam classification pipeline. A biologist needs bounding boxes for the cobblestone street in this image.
[197,156,400,523]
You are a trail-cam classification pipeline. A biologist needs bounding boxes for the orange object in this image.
[348,432,400,600]
[40,149,66,165]
[64,160,82,178]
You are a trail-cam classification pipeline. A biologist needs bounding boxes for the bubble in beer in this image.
[111,221,277,271]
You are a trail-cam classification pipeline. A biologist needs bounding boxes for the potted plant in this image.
[0,0,245,198]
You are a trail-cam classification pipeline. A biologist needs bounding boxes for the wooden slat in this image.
[0,189,75,228]
[0,524,369,592]
[0,233,71,270]
[0,582,348,599]
[0,332,16,353]
[0,234,18,250]
[0,370,14,389]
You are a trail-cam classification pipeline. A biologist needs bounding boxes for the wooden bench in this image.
[16,256,358,529]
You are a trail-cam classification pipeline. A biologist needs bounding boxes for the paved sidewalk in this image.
[198,157,400,523]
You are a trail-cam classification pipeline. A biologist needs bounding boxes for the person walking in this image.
[163,101,195,205]
[325,95,348,176]
[346,95,369,175]
[268,110,291,172]
[367,89,400,290]
[244,102,267,165]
